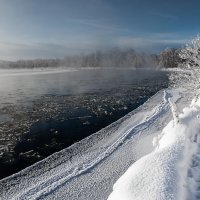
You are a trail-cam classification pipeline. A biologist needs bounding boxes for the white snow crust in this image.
[108,97,200,200]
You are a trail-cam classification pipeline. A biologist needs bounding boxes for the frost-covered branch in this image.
[179,35,200,69]
[179,35,200,102]
[169,98,179,126]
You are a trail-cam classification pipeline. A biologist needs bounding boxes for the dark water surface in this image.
[0,68,168,179]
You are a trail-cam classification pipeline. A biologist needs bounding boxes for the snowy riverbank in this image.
[0,69,196,199]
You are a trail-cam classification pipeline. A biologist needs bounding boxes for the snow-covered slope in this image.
[108,96,200,200]
[0,70,196,199]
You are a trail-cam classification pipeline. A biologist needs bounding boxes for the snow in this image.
[108,91,200,200]
[0,69,198,200]
[0,68,77,77]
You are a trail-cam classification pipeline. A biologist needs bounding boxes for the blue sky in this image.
[0,0,199,60]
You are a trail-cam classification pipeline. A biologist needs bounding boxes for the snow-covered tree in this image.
[179,35,200,101]
[179,35,200,68]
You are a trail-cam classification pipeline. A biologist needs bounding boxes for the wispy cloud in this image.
[115,33,189,52]
[64,18,131,33]
[0,39,111,60]
[0,32,191,60]
[152,12,178,20]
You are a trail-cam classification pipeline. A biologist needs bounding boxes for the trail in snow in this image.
[12,90,173,200]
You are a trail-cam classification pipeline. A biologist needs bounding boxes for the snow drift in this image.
[108,98,200,200]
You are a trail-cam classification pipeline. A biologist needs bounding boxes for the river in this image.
[0,68,168,179]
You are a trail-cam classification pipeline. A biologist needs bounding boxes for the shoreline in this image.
[0,87,183,199]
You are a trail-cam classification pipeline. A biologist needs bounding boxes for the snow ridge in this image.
[11,90,172,200]
[108,95,200,200]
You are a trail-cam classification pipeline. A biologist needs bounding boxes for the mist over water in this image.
[0,68,169,179]
[0,68,162,106]
[0,48,161,69]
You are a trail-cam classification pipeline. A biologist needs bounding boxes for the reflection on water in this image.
[0,68,168,179]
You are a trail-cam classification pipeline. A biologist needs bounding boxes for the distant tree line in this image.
[0,48,182,69]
